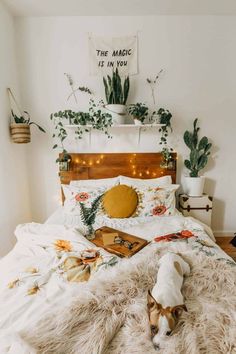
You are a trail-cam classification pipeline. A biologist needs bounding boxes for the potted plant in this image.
[51,99,112,160]
[10,110,46,144]
[7,88,46,143]
[127,103,148,125]
[183,118,212,196]
[103,68,130,124]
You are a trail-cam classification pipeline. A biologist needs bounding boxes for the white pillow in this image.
[70,177,119,188]
[62,184,106,216]
[135,184,180,217]
[119,175,172,187]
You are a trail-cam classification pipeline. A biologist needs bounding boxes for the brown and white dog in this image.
[147,252,190,350]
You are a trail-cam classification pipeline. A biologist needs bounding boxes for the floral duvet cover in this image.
[0,215,235,353]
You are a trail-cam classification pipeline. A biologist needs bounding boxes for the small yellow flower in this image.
[25,267,38,274]
[54,239,72,252]
[27,285,40,295]
[8,279,20,289]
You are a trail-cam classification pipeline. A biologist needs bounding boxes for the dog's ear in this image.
[147,290,161,310]
[171,304,187,319]
[147,290,155,310]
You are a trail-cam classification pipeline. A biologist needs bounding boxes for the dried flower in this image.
[25,267,38,274]
[27,284,40,295]
[8,279,20,289]
[54,239,72,252]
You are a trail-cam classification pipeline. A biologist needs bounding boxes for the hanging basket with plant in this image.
[8,88,46,144]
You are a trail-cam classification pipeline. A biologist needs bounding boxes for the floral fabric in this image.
[135,184,179,217]
[62,184,106,216]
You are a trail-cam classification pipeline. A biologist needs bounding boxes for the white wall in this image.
[0,2,31,256]
[15,16,236,235]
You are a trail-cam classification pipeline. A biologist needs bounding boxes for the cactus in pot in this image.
[184,118,212,177]
[183,118,212,196]
[103,68,130,124]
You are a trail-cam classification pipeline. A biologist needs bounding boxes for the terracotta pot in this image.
[10,123,31,144]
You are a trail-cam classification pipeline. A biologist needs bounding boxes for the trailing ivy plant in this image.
[103,68,130,105]
[50,99,112,161]
[151,108,173,165]
[88,98,113,138]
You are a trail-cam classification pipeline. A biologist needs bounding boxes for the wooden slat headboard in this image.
[59,152,177,185]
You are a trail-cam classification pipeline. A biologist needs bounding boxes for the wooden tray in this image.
[92,226,149,258]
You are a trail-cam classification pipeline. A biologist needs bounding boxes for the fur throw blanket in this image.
[23,247,236,354]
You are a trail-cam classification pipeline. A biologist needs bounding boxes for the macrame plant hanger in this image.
[7,88,31,144]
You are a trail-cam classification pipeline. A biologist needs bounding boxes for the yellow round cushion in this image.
[103,184,138,218]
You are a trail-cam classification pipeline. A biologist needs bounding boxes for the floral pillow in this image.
[136,184,179,217]
[62,184,106,216]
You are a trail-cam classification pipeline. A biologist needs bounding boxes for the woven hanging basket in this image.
[10,123,31,144]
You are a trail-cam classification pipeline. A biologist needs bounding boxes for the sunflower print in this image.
[54,239,72,252]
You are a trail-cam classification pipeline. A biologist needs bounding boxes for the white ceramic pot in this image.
[133,118,143,125]
[105,104,126,125]
[185,176,205,197]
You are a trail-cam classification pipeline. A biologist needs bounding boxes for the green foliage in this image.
[11,110,46,133]
[127,103,148,123]
[50,99,112,160]
[152,108,173,163]
[103,68,130,105]
[183,118,212,177]
[79,194,103,237]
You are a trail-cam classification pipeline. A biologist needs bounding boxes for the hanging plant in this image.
[8,88,46,144]
[50,99,112,161]
[154,108,174,167]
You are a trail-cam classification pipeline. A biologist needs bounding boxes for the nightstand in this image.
[179,194,213,227]
[215,237,236,261]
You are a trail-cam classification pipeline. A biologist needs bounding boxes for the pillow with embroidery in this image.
[136,184,180,217]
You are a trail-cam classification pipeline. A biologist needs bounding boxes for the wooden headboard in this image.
[59,152,177,185]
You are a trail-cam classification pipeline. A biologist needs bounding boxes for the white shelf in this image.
[64,123,165,145]
[64,123,165,128]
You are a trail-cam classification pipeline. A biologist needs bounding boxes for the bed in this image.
[0,153,235,354]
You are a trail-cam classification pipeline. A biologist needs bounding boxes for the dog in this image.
[147,252,190,350]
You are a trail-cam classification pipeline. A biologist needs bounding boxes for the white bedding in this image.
[0,214,232,353]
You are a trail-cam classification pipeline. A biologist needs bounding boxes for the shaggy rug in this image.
[23,246,236,354]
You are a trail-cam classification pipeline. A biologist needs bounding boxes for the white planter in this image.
[133,118,143,126]
[105,104,126,125]
[184,176,205,197]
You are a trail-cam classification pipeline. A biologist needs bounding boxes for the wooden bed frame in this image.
[59,152,177,184]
